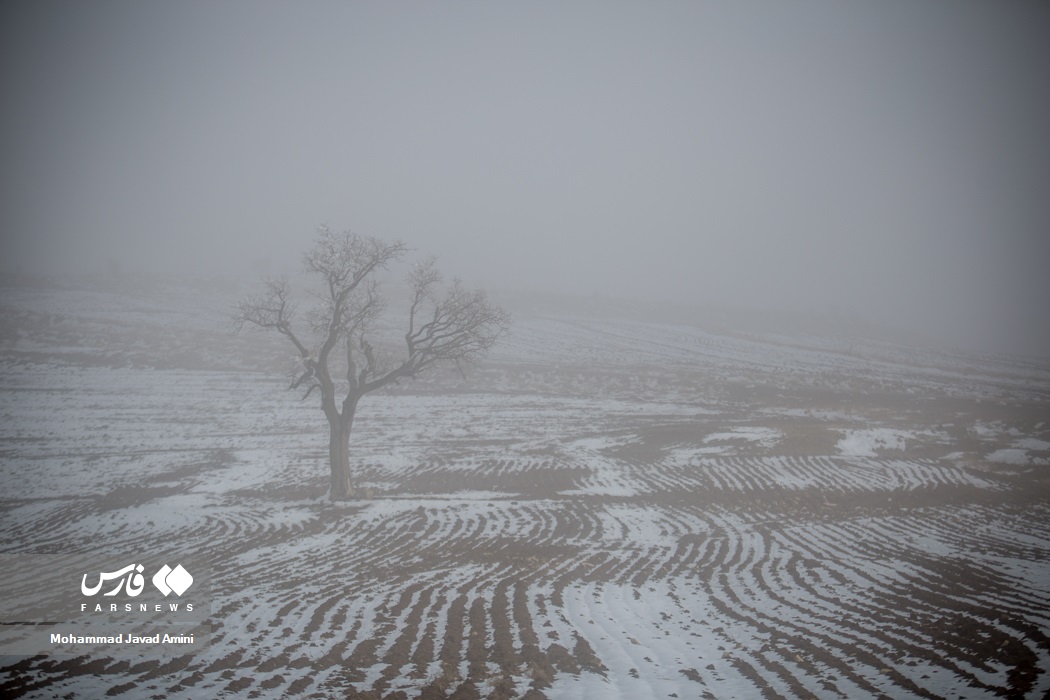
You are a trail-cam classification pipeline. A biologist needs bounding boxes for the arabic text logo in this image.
[81,564,146,597]
[81,564,194,597]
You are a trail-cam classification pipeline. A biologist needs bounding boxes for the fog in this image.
[2,1,1048,357]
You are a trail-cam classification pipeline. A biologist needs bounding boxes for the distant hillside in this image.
[2,273,1048,405]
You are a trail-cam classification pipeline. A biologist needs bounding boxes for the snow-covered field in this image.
[1,275,1049,698]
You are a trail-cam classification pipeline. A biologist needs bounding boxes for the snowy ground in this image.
[1,275,1049,699]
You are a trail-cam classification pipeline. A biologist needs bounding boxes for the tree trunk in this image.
[327,404,356,500]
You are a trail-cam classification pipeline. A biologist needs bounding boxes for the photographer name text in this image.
[51,632,195,645]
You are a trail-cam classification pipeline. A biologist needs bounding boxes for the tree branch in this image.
[236,230,507,431]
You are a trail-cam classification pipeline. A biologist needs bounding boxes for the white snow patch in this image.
[837,428,908,457]
[560,481,639,498]
[390,490,514,501]
[987,448,1049,466]
[568,435,634,452]
[972,421,1003,439]
[703,426,782,448]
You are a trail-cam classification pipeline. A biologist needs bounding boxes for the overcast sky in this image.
[2,1,1048,356]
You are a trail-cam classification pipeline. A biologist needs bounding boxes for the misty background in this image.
[2,1,1048,357]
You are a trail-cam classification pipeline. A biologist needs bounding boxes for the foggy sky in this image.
[2,1,1048,356]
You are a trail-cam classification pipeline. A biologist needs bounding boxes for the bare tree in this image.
[235,226,510,500]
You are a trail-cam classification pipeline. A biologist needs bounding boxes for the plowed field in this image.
[1,279,1048,698]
